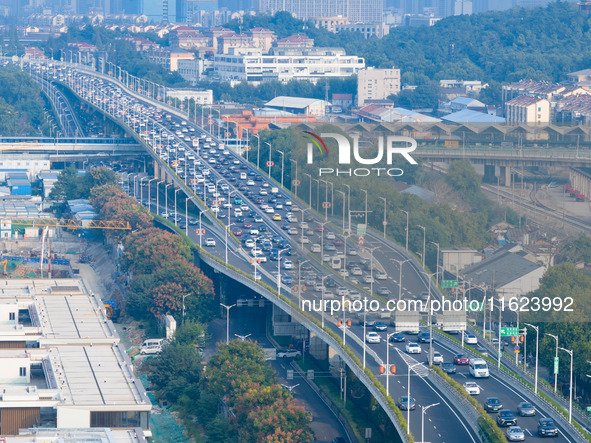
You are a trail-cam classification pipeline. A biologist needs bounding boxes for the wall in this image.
[0,356,30,384]
[0,303,19,326]
[57,406,91,428]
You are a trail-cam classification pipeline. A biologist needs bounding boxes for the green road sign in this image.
[357,224,366,236]
[554,357,559,375]
[442,280,459,288]
[500,327,519,337]
[467,302,484,312]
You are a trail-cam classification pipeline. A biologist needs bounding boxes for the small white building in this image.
[265,96,331,117]
[441,249,483,274]
[166,88,213,105]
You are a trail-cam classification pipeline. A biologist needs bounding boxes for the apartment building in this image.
[310,16,349,33]
[356,67,401,106]
[0,279,151,436]
[213,48,365,83]
[258,0,383,24]
[505,96,550,123]
[334,23,390,38]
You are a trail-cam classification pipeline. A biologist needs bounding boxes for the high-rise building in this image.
[453,0,472,15]
[258,0,383,24]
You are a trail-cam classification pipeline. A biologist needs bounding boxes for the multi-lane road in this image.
[24,58,586,443]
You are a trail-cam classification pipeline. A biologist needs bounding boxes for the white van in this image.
[140,338,165,355]
[311,243,321,253]
[469,358,489,378]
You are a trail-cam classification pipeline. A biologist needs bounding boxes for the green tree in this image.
[445,160,482,199]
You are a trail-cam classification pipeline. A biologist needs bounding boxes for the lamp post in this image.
[386,332,395,396]
[361,188,368,226]
[174,188,182,226]
[303,173,312,209]
[225,223,234,265]
[291,159,298,198]
[418,225,426,268]
[392,258,410,301]
[220,303,236,344]
[265,141,272,178]
[558,347,573,423]
[336,190,346,232]
[296,259,309,308]
[401,209,409,251]
[235,333,251,341]
[379,197,387,237]
[156,180,164,215]
[321,275,329,328]
[344,184,351,235]
[421,403,440,443]
[253,134,260,170]
[181,293,189,326]
[140,176,147,203]
[185,197,189,236]
[165,183,172,218]
[546,333,559,393]
[148,178,157,211]
[524,323,539,394]
[430,241,440,284]
[277,247,289,296]
[277,150,285,189]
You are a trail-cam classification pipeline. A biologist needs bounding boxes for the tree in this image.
[122,228,192,274]
[150,281,185,317]
[173,321,207,348]
[445,160,482,199]
[50,167,87,201]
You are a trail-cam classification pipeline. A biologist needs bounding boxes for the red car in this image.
[316,226,325,232]
[232,228,243,236]
[334,240,343,246]
[453,354,470,365]
[243,222,253,229]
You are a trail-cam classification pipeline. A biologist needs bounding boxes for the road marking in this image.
[526,429,533,436]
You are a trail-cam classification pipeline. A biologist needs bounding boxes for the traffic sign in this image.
[441,280,459,288]
[266,161,275,167]
[383,221,388,226]
[501,327,519,337]
[357,223,367,236]
[554,357,559,375]
[358,235,364,245]
[514,345,520,353]
[322,202,331,209]
[292,180,301,186]
[466,302,484,312]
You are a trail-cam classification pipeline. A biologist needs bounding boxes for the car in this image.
[390,332,405,342]
[272,213,282,221]
[405,343,421,354]
[485,397,503,412]
[397,396,416,411]
[374,321,388,331]
[464,333,478,344]
[506,426,525,442]
[205,238,216,247]
[432,351,444,364]
[316,226,325,232]
[377,287,391,296]
[517,401,536,417]
[537,418,558,437]
[418,332,431,343]
[283,260,293,269]
[476,345,489,356]
[334,240,343,246]
[376,271,388,280]
[365,332,381,344]
[277,349,301,358]
[188,218,199,225]
[363,275,375,284]
[252,272,262,281]
[244,239,255,248]
[232,228,243,236]
[453,354,470,365]
[497,410,517,427]
[463,382,480,395]
[442,362,456,374]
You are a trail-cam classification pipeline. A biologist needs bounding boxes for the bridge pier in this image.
[500,166,512,187]
[483,165,496,184]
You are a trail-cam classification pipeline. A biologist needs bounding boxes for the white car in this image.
[244,239,255,248]
[376,271,388,280]
[464,333,478,345]
[405,343,421,354]
[506,426,525,442]
[264,207,275,214]
[277,349,301,358]
[365,332,381,344]
[463,382,481,395]
[283,260,293,269]
[205,238,216,247]
[433,351,444,364]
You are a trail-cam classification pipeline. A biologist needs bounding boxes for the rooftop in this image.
[4,428,147,442]
[461,250,543,288]
[265,96,330,109]
[442,109,506,124]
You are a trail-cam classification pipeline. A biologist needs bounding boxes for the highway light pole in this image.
[253,134,260,170]
[344,184,351,235]
[361,188,368,226]
[156,180,164,215]
[277,248,289,297]
[220,303,236,345]
[265,141,272,178]
[430,241,440,284]
[148,178,157,210]
[407,362,422,435]
[291,159,298,198]
[401,209,409,251]
[379,197,387,237]
[303,173,312,209]
[392,258,410,301]
[277,150,285,189]
[421,403,440,443]
[336,190,346,232]
[559,347,573,423]
[185,197,189,237]
[524,323,539,394]
[418,225,426,268]
[174,188,182,226]
[165,183,172,219]
[386,332,395,396]
[546,333,559,393]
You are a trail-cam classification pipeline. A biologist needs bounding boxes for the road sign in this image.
[358,235,364,245]
[501,327,519,337]
[266,161,275,167]
[322,202,331,209]
[357,223,366,236]
[383,221,388,226]
[441,280,459,288]
[466,302,484,312]
[287,369,294,380]
[554,357,559,375]
[292,180,301,186]
[499,350,503,358]
[514,345,520,353]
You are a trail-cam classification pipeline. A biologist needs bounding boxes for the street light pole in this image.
[524,323,539,394]
[379,197,387,237]
[546,333,559,393]
[344,184,351,235]
[407,362,422,435]
[165,183,172,218]
[418,225,426,268]
[277,150,285,189]
[148,178,157,210]
[393,258,410,301]
[386,332,395,396]
[430,241,440,284]
[265,141,272,178]
[558,347,573,423]
[421,403,440,443]
[361,188,368,226]
[303,173,312,209]
[174,188,182,226]
[401,209,409,251]
[220,303,236,345]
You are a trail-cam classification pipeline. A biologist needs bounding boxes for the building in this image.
[357,67,401,106]
[265,96,330,116]
[166,88,214,105]
[219,33,256,54]
[441,109,506,124]
[453,0,472,15]
[461,250,546,300]
[440,96,487,113]
[441,249,483,274]
[7,174,31,196]
[249,27,276,51]
[310,16,349,33]
[38,171,59,198]
[177,59,210,85]
[258,0,383,24]
[505,96,550,124]
[213,48,365,83]
[566,69,591,89]
[502,80,566,105]
[0,279,151,436]
[3,428,147,442]
[331,93,353,110]
[169,28,209,50]
[169,48,195,71]
[334,22,390,38]
[355,104,440,123]
[406,15,442,27]
[276,34,314,49]
[440,79,485,99]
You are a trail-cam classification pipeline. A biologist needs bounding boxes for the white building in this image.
[357,67,401,106]
[441,249,483,274]
[265,96,330,116]
[166,88,213,105]
[213,48,365,83]
[505,96,550,123]
[0,279,151,436]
